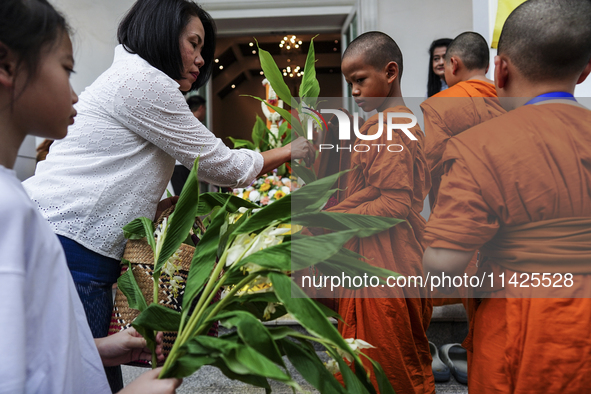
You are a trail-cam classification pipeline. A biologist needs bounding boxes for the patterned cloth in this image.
[24,44,263,260]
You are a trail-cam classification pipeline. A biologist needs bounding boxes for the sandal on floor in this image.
[429,341,451,382]
[439,343,468,385]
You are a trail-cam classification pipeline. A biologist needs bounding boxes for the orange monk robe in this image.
[326,106,435,394]
[420,79,505,208]
[425,102,591,393]
[420,80,505,307]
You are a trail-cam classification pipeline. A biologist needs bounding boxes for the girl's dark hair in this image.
[0,0,69,89]
[118,0,216,90]
[427,38,452,97]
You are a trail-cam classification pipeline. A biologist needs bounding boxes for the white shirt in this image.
[24,45,263,259]
[0,166,110,394]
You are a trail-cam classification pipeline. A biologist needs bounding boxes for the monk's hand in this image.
[95,328,165,367]
[289,136,316,167]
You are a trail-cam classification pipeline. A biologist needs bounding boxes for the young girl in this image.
[0,0,180,392]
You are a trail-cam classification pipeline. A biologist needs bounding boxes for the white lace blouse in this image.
[24,45,263,260]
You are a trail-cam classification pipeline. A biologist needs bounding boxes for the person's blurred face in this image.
[432,46,447,79]
[13,32,78,139]
[192,104,206,122]
[176,16,205,92]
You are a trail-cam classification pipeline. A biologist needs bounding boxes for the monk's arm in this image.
[423,247,475,278]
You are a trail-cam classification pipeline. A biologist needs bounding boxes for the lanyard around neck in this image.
[524,91,577,106]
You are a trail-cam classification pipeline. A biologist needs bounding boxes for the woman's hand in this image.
[95,328,165,367]
[259,137,316,176]
[118,368,182,394]
[287,136,316,167]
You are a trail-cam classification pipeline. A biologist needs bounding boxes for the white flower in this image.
[252,208,262,213]
[263,302,277,320]
[249,190,261,202]
[281,186,291,195]
[281,178,291,185]
[169,275,184,297]
[345,338,375,351]
[225,233,255,267]
[336,338,376,363]
[238,207,249,213]
[246,186,255,192]
[268,189,277,198]
[225,225,290,268]
[325,359,340,374]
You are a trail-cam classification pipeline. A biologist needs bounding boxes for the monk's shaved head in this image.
[446,32,489,71]
[498,0,591,82]
[342,31,404,79]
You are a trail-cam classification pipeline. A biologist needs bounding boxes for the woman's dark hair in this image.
[118,0,216,90]
[427,38,452,97]
[0,0,69,92]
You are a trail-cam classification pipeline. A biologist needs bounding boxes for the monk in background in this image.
[421,32,505,208]
[421,33,505,308]
[326,31,434,393]
[423,0,591,392]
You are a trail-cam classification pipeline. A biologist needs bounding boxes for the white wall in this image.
[375,0,473,99]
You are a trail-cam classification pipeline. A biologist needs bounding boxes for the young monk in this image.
[325,31,435,393]
[421,31,505,209]
[420,32,505,307]
[423,0,591,392]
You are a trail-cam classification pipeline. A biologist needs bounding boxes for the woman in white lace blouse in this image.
[23,0,314,389]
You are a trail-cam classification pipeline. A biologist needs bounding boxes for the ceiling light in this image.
[249,42,253,46]
[231,84,235,88]
[214,58,219,63]
[219,65,223,70]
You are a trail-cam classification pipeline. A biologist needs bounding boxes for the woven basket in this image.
[109,239,196,366]
[109,208,213,367]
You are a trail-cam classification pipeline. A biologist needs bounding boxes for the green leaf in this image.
[154,158,201,274]
[366,355,397,394]
[216,310,286,368]
[228,137,255,150]
[325,347,372,394]
[181,204,228,312]
[290,170,350,213]
[280,338,347,394]
[140,217,156,252]
[233,194,291,234]
[268,272,357,362]
[132,303,182,332]
[243,95,304,137]
[196,193,258,216]
[257,41,293,106]
[292,211,404,235]
[251,115,267,150]
[122,217,149,240]
[166,189,173,198]
[174,336,294,385]
[117,259,148,312]
[299,37,320,106]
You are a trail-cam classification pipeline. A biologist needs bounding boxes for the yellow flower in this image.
[260,183,271,192]
[274,191,286,200]
[243,190,250,200]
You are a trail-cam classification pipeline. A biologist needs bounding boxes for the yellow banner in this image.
[492,0,527,48]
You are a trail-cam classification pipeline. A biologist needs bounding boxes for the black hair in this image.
[342,31,404,79]
[427,38,452,97]
[186,94,205,111]
[117,0,216,90]
[498,0,591,82]
[0,0,69,95]
[446,32,489,71]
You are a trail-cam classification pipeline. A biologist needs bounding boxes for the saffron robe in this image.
[327,106,435,394]
[421,80,505,306]
[425,102,591,393]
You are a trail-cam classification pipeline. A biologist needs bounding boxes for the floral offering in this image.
[232,173,300,206]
